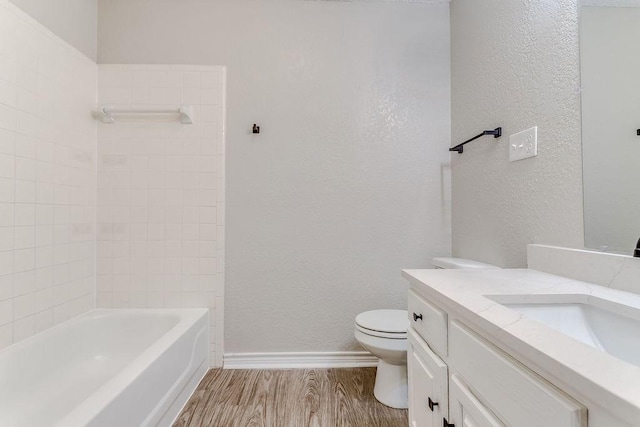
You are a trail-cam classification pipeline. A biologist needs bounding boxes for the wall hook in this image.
[253,124,260,134]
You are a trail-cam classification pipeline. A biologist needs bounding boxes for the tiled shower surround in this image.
[0,0,226,365]
[96,65,226,366]
[0,1,97,350]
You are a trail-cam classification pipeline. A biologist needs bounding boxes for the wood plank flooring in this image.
[173,368,408,427]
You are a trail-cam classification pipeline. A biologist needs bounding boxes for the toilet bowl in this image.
[354,309,409,409]
[355,258,500,409]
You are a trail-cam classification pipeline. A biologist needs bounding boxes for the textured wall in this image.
[98,0,452,354]
[0,0,97,350]
[450,0,584,268]
[8,0,97,60]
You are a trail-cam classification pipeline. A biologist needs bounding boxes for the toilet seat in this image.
[355,310,408,339]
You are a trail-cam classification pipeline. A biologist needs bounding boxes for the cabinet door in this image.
[408,328,448,427]
[449,321,587,427]
[449,374,505,427]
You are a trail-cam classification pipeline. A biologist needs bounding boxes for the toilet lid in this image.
[355,310,408,334]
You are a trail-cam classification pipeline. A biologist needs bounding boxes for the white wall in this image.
[581,7,640,254]
[8,0,97,60]
[98,0,452,354]
[450,0,584,268]
[0,0,97,350]
[96,64,226,366]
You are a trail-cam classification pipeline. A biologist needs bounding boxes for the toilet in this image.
[354,257,499,409]
[355,309,409,408]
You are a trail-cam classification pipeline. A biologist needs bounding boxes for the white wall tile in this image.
[0,3,96,351]
[97,64,225,366]
[0,298,13,325]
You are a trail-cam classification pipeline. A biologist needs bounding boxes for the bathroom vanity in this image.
[403,265,640,427]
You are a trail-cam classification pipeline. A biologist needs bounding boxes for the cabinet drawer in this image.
[408,290,447,357]
[408,328,448,427]
[450,321,587,427]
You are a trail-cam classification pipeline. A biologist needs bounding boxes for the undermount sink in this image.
[490,296,640,367]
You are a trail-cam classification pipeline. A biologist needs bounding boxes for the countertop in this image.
[402,267,640,422]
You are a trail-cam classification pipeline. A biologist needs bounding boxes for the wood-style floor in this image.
[173,368,408,427]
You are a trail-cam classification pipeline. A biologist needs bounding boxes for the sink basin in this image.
[492,296,640,367]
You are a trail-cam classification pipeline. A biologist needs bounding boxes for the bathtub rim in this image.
[1,308,208,427]
[64,308,208,426]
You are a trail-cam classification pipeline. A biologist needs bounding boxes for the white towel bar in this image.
[99,105,194,124]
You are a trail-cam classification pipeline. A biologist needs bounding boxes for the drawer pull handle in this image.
[413,313,423,322]
[428,397,439,411]
[443,418,455,427]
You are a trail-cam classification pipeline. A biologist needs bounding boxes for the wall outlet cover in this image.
[509,126,538,162]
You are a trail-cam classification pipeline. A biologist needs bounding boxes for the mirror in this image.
[580,1,640,254]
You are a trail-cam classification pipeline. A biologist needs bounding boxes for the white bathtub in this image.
[0,309,208,427]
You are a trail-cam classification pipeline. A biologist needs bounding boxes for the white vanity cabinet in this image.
[407,328,448,427]
[407,290,588,427]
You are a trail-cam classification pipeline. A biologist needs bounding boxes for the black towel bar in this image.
[449,127,502,154]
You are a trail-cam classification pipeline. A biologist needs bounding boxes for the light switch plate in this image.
[509,126,538,162]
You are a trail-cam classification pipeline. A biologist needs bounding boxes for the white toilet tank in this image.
[431,257,500,269]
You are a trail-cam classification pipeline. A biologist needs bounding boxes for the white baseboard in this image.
[223,351,379,370]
